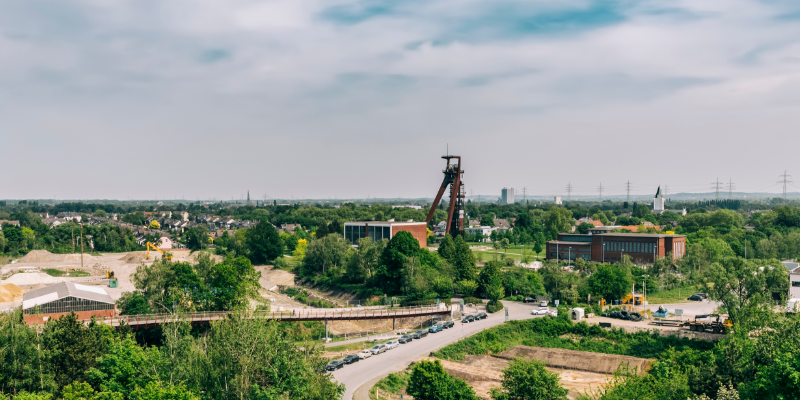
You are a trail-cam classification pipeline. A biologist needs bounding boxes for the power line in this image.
[711,178,722,200]
[626,180,631,202]
[597,182,604,200]
[726,179,735,199]
[566,182,573,200]
[778,170,794,200]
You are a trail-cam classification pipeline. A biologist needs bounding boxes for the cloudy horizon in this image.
[2,0,800,200]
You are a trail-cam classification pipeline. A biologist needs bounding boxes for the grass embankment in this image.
[644,284,702,304]
[370,371,410,400]
[43,268,91,277]
[432,318,714,361]
[326,338,395,353]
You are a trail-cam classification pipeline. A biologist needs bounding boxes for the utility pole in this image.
[626,180,631,203]
[726,179,735,199]
[711,178,722,200]
[80,223,84,269]
[523,187,527,202]
[566,182,573,200]
[71,226,75,253]
[597,182,604,200]
[778,170,793,200]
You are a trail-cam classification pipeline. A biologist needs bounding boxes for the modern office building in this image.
[501,188,515,204]
[343,221,428,248]
[546,232,686,264]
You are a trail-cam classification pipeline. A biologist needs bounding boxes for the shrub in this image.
[462,296,483,305]
[400,298,452,307]
[486,300,504,313]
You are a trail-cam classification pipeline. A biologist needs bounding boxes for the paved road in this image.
[331,301,541,400]
[644,300,720,316]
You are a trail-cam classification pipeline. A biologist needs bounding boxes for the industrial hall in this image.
[546,232,687,264]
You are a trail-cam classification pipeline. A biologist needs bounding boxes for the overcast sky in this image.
[2,0,800,201]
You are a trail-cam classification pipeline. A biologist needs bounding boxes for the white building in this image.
[653,186,666,212]
[554,196,562,205]
[784,262,800,299]
[466,226,496,242]
[501,188,515,204]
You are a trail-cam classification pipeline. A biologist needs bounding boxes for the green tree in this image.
[42,313,110,389]
[302,233,350,276]
[184,226,209,251]
[544,208,573,240]
[246,221,283,263]
[500,238,510,253]
[533,232,545,256]
[438,234,457,263]
[0,231,5,253]
[129,382,199,400]
[377,231,421,292]
[61,382,122,400]
[407,360,478,400]
[208,256,262,311]
[346,237,386,283]
[697,257,788,322]
[587,264,632,302]
[92,210,108,218]
[149,220,160,230]
[458,280,478,297]
[479,261,503,297]
[0,309,56,395]
[490,358,568,400]
[453,235,477,282]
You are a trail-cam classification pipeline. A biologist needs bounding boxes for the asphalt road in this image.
[331,301,541,400]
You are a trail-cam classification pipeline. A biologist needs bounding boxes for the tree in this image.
[302,233,350,276]
[129,382,198,400]
[479,261,503,297]
[292,239,308,261]
[632,204,651,218]
[533,232,545,256]
[184,226,208,251]
[407,360,478,400]
[0,231,5,253]
[208,256,262,311]
[486,274,505,304]
[458,280,478,297]
[438,234,457,263]
[42,313,110,388]
[377,231,421,292]
[544,208,573,240]
[246,221,283,264]
[453,235,477,282]
[697,257,788,322]
[149,220,160,230]
[92,210,108,218]
[500,238,510,253]
[346,237,386,283]
[490,358,568,400]
[576,223,594,234]
[588,264,632,302]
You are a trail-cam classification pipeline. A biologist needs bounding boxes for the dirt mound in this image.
[0,283,26,302]
[497,346,653,375]
[119,252,152,263]
[186,251,223,263]
[18,250,98,264]
[5,272,62,286]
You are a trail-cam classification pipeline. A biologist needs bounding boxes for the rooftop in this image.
[23,282,115,310]
[548,241,593,246]
[344,221,427,225]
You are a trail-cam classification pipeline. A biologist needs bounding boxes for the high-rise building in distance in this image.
[501,188,515,204]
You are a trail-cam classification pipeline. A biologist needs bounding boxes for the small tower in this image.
[246,190,253,206]
[653,186,665,213]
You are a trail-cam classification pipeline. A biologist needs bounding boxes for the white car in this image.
[547,309,558,317]
[369,344,387,355]
[385,340,399,349]
[357,349,372,359]
[531,307,550,315]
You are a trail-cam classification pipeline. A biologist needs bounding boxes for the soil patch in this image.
[4,272,62,286]
[19,250,98,264]
[0,283,26,302]
[497,346,653,375]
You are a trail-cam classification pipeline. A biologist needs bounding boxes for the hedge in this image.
[461,297,483,305]
[400,298,452,307]
[486,300,504,313]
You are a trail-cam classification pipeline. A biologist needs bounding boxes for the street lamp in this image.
[643,275,650,313]
[602,241,605,263]
[568,247,572,264]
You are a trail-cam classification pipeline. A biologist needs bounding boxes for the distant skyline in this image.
[2,0,800,200]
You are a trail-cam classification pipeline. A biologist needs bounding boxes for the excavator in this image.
[146,241,173,261]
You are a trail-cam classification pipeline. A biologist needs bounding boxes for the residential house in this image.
[56,212,82,222]
[493,219,512,232]
[0,220,21,231]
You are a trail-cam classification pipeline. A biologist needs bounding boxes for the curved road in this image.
[330,299,719,399]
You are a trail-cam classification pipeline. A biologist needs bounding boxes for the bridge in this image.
[100,305,452,332]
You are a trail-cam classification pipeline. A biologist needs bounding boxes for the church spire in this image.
[655,186,661,198]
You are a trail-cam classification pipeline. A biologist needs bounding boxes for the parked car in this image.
[461,315,475,323]
[357,349,372,359]
[687,294,703,301]
[326,360,345,371]
[343,354,360,364]
[540,301,548,307]
[546,309,558,317]
[693,293,708,299]
[414,330,428,339]
[429,324,442,333]
[443,320,455,329]
[523,297,535,303]
[370,344,387,355]
[476,312,487,320]
[398,335,413,344]
[531,307,550,315]
[385,340,399,349]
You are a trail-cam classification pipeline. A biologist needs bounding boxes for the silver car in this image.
[369,344,387,355]
[384,340,399,350]
[531,307,550,315]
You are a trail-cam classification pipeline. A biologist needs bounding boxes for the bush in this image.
[486,300,504,313]
[462,296,483,305]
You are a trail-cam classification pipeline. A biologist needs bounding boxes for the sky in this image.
[2,0,800,201]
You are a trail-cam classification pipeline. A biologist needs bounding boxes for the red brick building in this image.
[344,221,428,248]
[546,233,686,264]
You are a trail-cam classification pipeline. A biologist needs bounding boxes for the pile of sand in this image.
[0,283,26,302]
[18,250,98,264]
[119,252,152,263]
[4,272,62,286]
[186,251,223,263]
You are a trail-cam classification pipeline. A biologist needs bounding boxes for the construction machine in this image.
[686,314,732,334]
[146,241,173,260]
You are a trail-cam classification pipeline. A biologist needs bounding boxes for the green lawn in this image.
[467,243,544,263]
[43,268,91,277]
[645,284,702,304]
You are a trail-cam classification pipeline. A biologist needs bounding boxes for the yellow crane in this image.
[146,241,173,260]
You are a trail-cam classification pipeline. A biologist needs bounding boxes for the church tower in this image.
[653,186,665,213]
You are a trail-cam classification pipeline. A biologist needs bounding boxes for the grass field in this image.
[43,268,91,277]
[467,243,544,263]
[645,284,702,304]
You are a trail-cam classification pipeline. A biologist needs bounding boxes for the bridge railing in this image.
[104,304,450,326]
